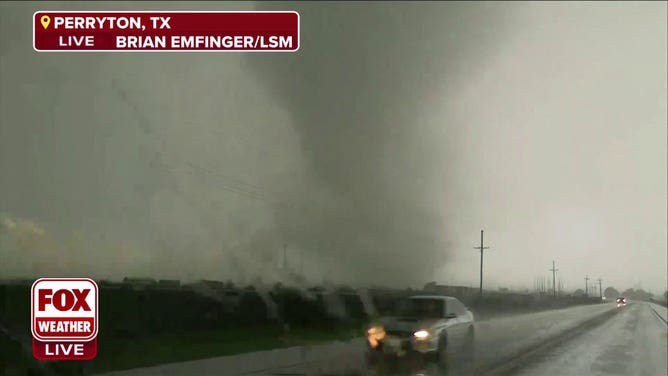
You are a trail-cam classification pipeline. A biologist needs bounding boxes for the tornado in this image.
[246,2,519,286]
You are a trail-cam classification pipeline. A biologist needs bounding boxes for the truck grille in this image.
[386,330,412,338]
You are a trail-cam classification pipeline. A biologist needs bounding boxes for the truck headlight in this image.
[367,325,385,348]
[367,325,384,336]
[413,330,430,340]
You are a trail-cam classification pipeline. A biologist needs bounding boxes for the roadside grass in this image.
[88,321,365,373]
[0,332,42,376]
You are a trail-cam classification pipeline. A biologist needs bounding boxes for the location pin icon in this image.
[40,15,51,30]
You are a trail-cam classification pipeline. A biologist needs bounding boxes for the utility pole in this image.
[549,261,558,298]
[474,229,490,296]
[585,276,590,297]
[598,278,603,299]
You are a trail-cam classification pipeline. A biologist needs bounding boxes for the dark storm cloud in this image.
[247,2,519,285]
[6,2,661,292]
[1,1,520,286]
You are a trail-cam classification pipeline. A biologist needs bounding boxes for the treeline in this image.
[620,288,657,301]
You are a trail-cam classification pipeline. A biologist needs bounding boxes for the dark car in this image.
[616,297,627,307]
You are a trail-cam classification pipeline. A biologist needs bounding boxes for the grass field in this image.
[1,283,367,374]
[0,332,44,376]
[46,321,365,374]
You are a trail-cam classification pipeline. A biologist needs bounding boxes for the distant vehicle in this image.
[616,297,627,307]
[365,295,474,364]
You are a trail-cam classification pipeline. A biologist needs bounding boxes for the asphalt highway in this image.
[515,302,667,376]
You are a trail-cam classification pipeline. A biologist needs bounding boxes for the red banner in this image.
[33,338,97,361]
[33,11,300,52]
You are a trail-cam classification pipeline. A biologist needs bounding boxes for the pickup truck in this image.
[365,295,475,364]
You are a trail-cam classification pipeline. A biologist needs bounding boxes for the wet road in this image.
[515,302,667,376]
[269,302,621,376]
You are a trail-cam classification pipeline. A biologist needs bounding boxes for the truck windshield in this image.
[395,298,444,319]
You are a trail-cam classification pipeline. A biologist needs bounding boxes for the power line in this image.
[153,160,268,203]
[183,160,268,194]
[181,162,268,200]
[111,78,271,203]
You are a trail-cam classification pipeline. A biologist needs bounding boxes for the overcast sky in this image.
[1,2,666,294]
